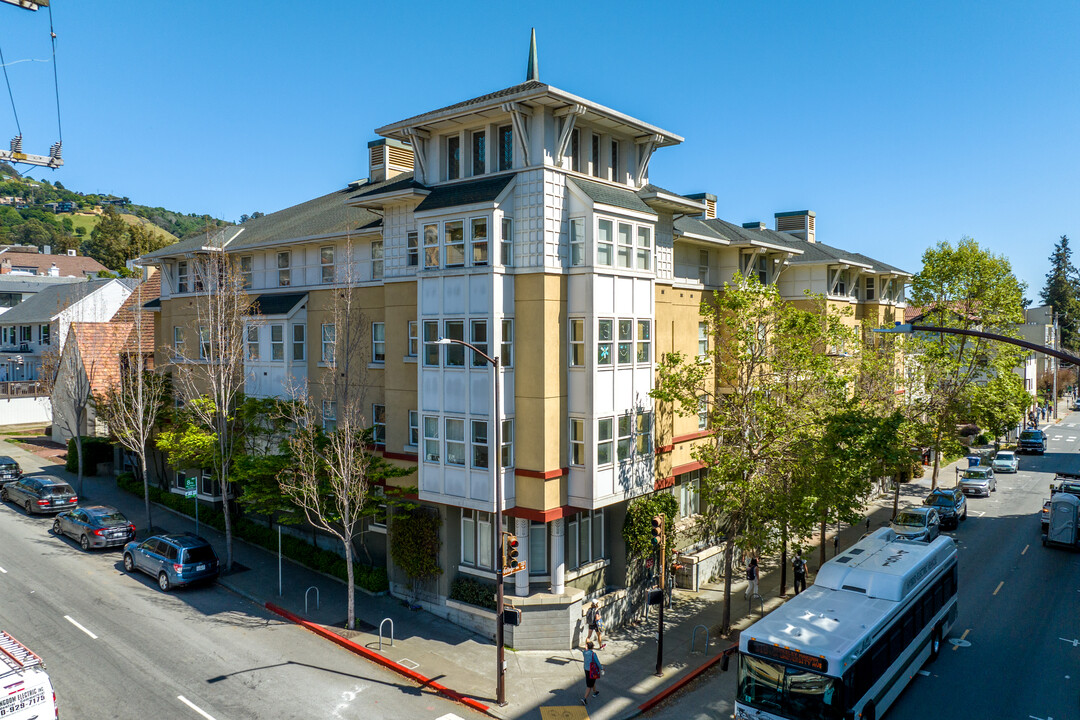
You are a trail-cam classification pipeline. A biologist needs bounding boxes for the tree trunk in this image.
[818,513,827,569]
[779,527,788,597]
[892,474,900,521]
[139,451,152,531]
[220,468,233,571]
[75,434,84,498]
[344,538,355,630]
[721,535,734,636]
[931,426,942,490]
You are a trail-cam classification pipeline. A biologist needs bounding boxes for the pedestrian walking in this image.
[792,552,807,595]
[580,641,603,706]
[745,557,759,599]
[585,600,605,648]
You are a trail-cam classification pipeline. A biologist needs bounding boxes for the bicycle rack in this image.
[750,593,764,616]
[305,586,320,614]
[378,618,394,651]
[690,624,709,655]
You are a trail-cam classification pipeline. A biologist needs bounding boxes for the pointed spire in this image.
[526,28,539,82]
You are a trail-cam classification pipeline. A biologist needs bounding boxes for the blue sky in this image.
[2,1,1077,297]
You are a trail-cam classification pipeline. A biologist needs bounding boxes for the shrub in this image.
[974,433,990,446]
[449,576,497,611]
[66,437,114,475]
[114,473,387,593]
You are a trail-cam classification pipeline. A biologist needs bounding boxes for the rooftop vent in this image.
[742,222,766,231]
[775,210,816,243]
[368,138,414,183]
[684,192,716,219]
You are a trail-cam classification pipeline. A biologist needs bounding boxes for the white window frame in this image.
[408,410,419,448]
[617,222,632,269]
[407,232,419,267]
[597,219,613,266]
[321,323,336,364]
[423,415,440,462]
[680,470,701,518]
[277,251,291,287]
[424,224,439,269]
[470,319,488,367]
[445,220,465,268]
[177,261,189,293]
[569,318,585,367]
[423,320,440,366]
[173,326,185,357]
[617,319,633,365]
[240,255,253,289]
[597,418,613,466]
[445,417,465,466]
[270,324,284,361]
[501,419,514,468]
[698,249,709,284]
[372,404,386,447]
[866,276,876,301]
[471,217,488,266]
[637,319,651,364]
[198,326,210,360]
[461,509,476,566]
[471,419,488,469]
[246,325,260,361]
[570,217,586,267]
[320,246,335,284]
[698,396,708,430]
[636,226,652,270]
[443,320,465,367]
[371,241,383,280]
[698,322,709,360]
[570,418,585,466]
[617,413,633,462]
[500,319,513,369]
[372,322,385,364]
[636,411,653,455]
[597,318,613,366]
[500,218,513,266]
[407,320,418,358]
[292,323,305,361]
[322,400,337,431]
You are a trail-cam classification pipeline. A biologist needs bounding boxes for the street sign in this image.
[184,476,196,499]
[500,561,526,576]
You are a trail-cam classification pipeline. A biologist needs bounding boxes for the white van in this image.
[0,631,57,719]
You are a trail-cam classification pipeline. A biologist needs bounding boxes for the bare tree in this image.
[41,342,95,497]
[95,276,168,530]
[171,242,250,570]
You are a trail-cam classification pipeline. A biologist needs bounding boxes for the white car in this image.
[992,451,1018,473]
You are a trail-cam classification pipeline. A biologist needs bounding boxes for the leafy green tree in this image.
[82,206,129,269]
[1040,235,1080,351]
[908,238,1027,488]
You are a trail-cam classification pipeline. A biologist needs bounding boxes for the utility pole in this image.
[1052,312,1060,420]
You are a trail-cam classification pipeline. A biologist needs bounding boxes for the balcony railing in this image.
[0,381,45,398]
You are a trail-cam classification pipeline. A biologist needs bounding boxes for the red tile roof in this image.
[69,322,135,396]
[111,271,160,353]
[0,252,108,277]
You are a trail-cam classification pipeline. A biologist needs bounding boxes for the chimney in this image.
[42,245,51,255]
[774,210,815,243]
[67,249,77,256]
[742,222,766,231]
[684,192,717,220]
[368,138,415,183]
[48,263,59,277]
[0,259,9,274]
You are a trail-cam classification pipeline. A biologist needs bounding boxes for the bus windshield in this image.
[738,654,844,720]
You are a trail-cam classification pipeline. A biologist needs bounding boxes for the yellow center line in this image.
[993,581,1004,596]
[952,628,970,651]
[1021,544,1029,555]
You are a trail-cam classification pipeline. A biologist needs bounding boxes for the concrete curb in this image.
[621,641,739,719]
[264,601,494,717]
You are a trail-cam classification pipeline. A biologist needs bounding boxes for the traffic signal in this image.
[504,532,520,570]
[651,515,664,547]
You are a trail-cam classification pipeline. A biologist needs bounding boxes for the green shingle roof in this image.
[673,216,728,242]
[249,293,307,316]
[568,178,656,215]
[414,174,515,212]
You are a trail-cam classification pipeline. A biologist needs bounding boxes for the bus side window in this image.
[902,611,915,646]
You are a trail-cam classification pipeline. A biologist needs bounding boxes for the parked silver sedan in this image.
[52,505,136,550]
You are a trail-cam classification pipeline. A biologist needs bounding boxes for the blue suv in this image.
[122,533,219,591]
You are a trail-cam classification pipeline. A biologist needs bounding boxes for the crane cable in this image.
[0,39,22,139]
[47,2,60,144]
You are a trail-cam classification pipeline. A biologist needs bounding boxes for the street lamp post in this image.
[436,337,506,706]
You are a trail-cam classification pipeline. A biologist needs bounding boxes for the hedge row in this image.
[448,575,496,611]
[116,473,388,593]
[66,437,114,475]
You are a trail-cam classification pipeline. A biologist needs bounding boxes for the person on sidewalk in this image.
[581,641,603,706]
[792,552,807,595]
[745,557,759,599]
[585,600,606,648]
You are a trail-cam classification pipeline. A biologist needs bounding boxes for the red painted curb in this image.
[637,643,738,713]
[265,602,491,715]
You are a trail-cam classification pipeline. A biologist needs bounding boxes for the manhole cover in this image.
[949,638,971,647]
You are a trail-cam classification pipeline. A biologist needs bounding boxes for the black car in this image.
[53,505,135,551]
[923,487,968,529]
[0,456,21,485]
[123,533,220,591]
[1,475,77,515]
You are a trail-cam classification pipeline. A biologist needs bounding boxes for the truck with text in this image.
[0,631,57,719]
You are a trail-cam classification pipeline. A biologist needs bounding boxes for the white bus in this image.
[736,528,958,720]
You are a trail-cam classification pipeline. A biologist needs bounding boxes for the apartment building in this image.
[143,62,908,649]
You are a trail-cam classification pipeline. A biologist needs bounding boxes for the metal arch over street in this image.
[875,322,1080,366]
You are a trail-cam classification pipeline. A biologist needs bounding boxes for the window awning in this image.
[249,293,307,316]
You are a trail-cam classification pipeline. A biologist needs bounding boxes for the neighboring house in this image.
[139,54,913,649]
[109,269,160,366]
[50,322,134,444]
[0,278,134,382]
[0,275,86,310]
[0,246,109,278]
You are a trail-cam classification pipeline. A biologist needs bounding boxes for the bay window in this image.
[617,222,632,268]
[445,221,465,267]
[471,218,488,266]
[597,219,613,266]
[445,418,465,466]
[570,218,585,267]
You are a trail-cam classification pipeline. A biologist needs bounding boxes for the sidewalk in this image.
[0,431,1051,720]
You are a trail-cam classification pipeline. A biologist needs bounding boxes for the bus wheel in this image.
[863,701,876,720]
[928,625,942,661]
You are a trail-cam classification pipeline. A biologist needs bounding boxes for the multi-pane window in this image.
[444,320,465,366]
[270,324,284,360]
[446,135,461,180]
[192,259,205,293]
[407,232,419,267]
[461,510,495,569]
[470,320,488,367]
[445,221,465,267]
[698,322,709,359]
[445,418,465,465]
[698,396,708,429]
[371,241,383,280]
[636,227,652,270]
[698,249,709,284]
[246,325,259,360]
[18,326,30,344]
[637,320,651,363]
[462,510,476,566]
[500,218,513,266]
[617,413,633,461]
[610,140,620,181]
[570,128,580,173]
[423,321,439,366]
[240,256,253,289]
[292,324,305,361]
[322,400,336,431]
[500,319,513,368]
[570,218,585,267]
[424,224,439,268]
[591,134,601,178]
[408,410,419,447]
[372,404,386,446]
[407,321,418,357]
[569,318,585,367]
[679,471,701,517]
[597,319,613,365]
[39,324,48,345]
[177,261,189,293]
[471,420,488,469]
[617,223,632,269]
[866,276,876,301]
[636,412,653,454]
[199,326,210,360]
[567,509,605,569]
[321,323,336,363]
[501,419,514,468]
[277,251,291,287]
[597,219,613,266]
[472,131,485,176]
[173,327,185,357]
[498,125,513,171]
[423,416,440,462]
[529,521,547,575]
[372,323,385,363]
[569,418,585,466]
[471,218,488,266]
[320,246,335,284]
[618,320,633,364]
[597,418,613,465]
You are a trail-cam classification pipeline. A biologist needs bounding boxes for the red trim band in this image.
[503,504,583,522]
[513,467,568,480]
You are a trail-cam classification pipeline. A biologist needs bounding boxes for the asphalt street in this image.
[644,412,1080,720]
[0,456,470,720]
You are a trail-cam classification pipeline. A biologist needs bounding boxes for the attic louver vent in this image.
[841,585,867,593]
[387,144,414,169]
[777,215,805,232]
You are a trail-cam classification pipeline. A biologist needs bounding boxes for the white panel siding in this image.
[444,467,466,498]
[568,371,587,415]
[421,370,441,411]
[421,276,441,315]
[443,276,466,314]
[593,275,614,315]
[470,370,491,415]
